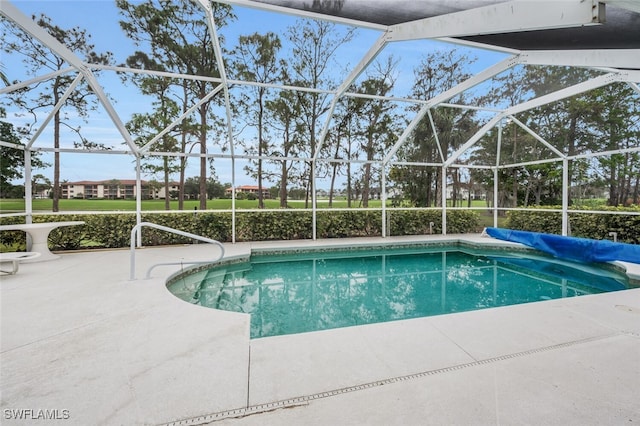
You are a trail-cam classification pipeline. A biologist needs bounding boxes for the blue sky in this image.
[3,0,509,188]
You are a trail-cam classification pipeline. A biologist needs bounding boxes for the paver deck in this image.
[1,235,638,425]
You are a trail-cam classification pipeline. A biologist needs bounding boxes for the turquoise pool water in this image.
[167,246,630,338]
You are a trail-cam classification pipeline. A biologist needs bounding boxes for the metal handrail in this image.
[130,222,225,280]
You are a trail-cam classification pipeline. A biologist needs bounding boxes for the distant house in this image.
[60,180,181,199]
[225,185,270,198]
[446,183,486,201]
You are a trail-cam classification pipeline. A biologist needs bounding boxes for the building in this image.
[60,180,181,200]
[225,185,270,198]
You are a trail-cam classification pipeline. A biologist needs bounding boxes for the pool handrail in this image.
[130,222,225,280]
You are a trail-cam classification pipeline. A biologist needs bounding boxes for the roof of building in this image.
[226,185,268,191]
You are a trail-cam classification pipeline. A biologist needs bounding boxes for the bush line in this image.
[506,206,640,244]
[0,210,480,251]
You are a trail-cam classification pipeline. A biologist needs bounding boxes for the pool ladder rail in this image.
[129,222,225,280]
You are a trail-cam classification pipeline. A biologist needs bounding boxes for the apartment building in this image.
[60,180,180,199]
[224,185,270,198]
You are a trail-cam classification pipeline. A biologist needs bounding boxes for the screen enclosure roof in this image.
[1,0,639,171]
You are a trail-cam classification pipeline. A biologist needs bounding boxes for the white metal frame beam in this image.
[0,1,138,153]
[519,49,640,70]
[507,115,566,159]
[2,0,638,241]
[0,68,75,94]
[26,73,84,149]
[383,55,519,164]
[193,0,240,240]
[139,84,225,153]
[387,1,604,42]
[313,33,389,161]
[445,72,623,167]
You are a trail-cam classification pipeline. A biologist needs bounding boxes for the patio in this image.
[1,235,639,425]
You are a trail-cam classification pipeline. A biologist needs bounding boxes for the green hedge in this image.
[506,206,640,244]
[388,210,480,235]
[8,207,637,251]
[0,209,480,252]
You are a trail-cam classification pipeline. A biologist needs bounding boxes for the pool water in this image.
[167,246,630,338]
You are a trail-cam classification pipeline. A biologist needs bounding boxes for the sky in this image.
[2,0,509,188]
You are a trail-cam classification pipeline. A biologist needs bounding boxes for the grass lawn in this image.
[0,198,391,212]
[0,198,495,213]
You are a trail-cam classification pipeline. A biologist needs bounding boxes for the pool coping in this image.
[1,234,639,425]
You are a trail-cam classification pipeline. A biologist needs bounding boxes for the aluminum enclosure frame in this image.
[1,0,639,241]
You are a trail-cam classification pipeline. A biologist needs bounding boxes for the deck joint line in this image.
[161,333,617,425]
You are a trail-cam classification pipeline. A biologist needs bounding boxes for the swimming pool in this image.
[167,245,631,338]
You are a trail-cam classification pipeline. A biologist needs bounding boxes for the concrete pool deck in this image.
[1,234,639,425]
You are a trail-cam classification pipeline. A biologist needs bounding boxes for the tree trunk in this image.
[329,165,337,207]
[328,132,341,208]
[362,163,371,208]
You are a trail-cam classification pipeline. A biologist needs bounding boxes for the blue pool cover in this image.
[485,227,640,264]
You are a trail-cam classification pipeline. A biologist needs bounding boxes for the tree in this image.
[490,66,640,207]
[590,83,640,206]
[518,66,603,206]
[123,56,181,210]
[117,0,235,209]
[31,174,51,198]
[232,32,282,209]
[183,176,200,200]
[0,108,47,198]
[350,57,399,207]
[390,50,479,207]
[284,19,354,207]
[326,97,355,206]
[206,177,226,199]
[128,111,180,208]
[266,82,304,208]
[1,15,113,211]
[0,113,25,196]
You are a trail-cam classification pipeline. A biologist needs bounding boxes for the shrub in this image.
[389,210,480,236]
[0,208,481,252]
[236,211,312,241]
[505,206,640,243]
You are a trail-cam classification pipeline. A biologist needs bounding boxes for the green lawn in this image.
[0,198,496,213]
[0,198,391,212]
